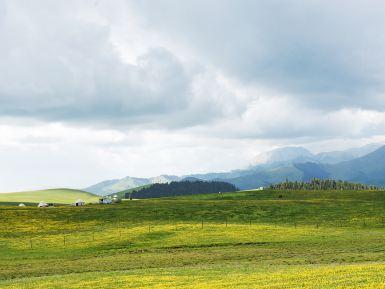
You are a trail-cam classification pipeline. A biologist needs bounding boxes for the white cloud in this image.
[1,0,385,191]
[0,121,268,191]
[131,0,385,110]
[0,0,247,128]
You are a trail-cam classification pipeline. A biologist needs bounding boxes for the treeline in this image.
[126,180,237,199]
[269,178,381,191]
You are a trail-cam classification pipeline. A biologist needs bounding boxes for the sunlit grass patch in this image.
[2,263,385,289]
[3,189,385,287]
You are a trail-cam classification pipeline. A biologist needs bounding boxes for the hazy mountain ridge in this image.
[314,143,382,164]
[274,145,385,188]
[254,143,382,165]
[84,175,181,196]
[84,143,385,195]
[255,147,314,165]
[326,145,385,186]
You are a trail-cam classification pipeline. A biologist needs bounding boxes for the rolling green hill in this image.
[2,188,385,288]
[0,188,99,205]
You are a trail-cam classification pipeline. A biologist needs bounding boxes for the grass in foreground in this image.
[2,263,385,289]
[1,189,385,288]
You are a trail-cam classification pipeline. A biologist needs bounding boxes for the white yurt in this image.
[75,199,85,206]
[18,203,26,207]
[37,201,48,208]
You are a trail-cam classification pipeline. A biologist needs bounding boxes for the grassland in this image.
[1,189,385,288]
[0,188,99,205]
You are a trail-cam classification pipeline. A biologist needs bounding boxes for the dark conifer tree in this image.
[269,178,381,191]
[126,180,238,199]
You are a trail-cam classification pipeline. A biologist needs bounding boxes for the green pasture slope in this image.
[2,189,385,288]
[0,188,99,205]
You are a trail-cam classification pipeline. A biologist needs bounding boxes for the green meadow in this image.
[1,189,385,288]
[0,188,99,205]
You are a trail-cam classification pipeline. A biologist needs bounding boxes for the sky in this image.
[1,0,385,192]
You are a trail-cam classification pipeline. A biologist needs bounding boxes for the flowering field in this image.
[1,189,385,288]
[2,263,385,289]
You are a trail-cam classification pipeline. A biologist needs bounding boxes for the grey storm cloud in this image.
[132,0,385,110]
[1,0,385,131]
[0,11,185,122]
[0,0,245,128]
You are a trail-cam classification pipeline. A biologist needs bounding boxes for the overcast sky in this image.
[1,0,385,192]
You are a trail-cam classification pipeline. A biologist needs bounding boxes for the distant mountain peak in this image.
[254,143,383,166]
[315,143,383,164]
[255,146,315,165]
[83,175,181,196]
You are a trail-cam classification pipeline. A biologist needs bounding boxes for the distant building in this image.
[37,201,49,208]
[112,195,121,203]
[18,203,26,207]
[99,198,112,204]
[74,199,85,206]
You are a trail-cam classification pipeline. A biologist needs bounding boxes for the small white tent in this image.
[75,199,85,206]
[37,201,48,208]
[99,198,112,204]
[18,203,26,207]
[112,195,121,203]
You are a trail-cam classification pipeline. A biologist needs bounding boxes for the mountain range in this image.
[83,143,385,195]
[84,175,180,196]
[254,143,382,165]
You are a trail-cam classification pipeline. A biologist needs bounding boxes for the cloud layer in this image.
[1,0,385,191]
[0,0,248,129]
[2,1,385,130]
[133,0,385,109]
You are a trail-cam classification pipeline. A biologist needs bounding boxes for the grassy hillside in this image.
[2,189,385,288]
[0,188,99,205]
